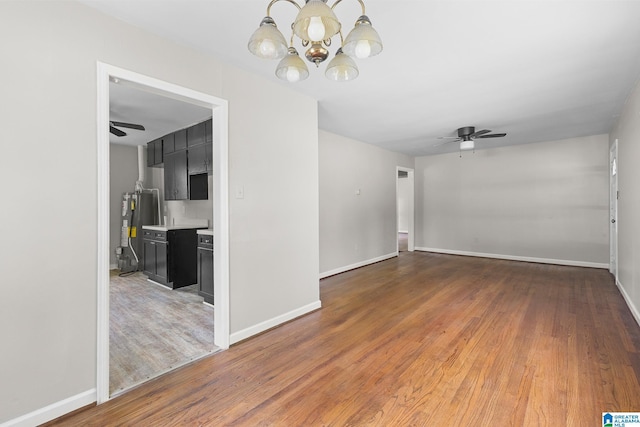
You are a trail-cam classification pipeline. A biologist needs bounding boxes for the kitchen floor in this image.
[109,270,217,395]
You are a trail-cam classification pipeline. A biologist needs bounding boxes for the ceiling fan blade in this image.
[110,125,127,137]
[470,129,491,138]
[110,121,145,131]
[437,136,460,139]
[476,133,507,139]
[433,138,461,147]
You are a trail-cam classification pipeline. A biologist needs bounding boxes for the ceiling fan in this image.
[436,126,507,151]
[110,121,146,137]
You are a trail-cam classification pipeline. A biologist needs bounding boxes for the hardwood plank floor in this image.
[51,253,640,426]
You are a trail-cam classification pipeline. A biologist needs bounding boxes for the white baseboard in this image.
[1,389,95,427]
[414,247,609,269]
[319,252,398,280]
[229,300,321,345]
[615,277,640,328]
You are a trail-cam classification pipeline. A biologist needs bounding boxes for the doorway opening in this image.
[396,167,415,253]
[97,63,229,404]
[610,139,618,278]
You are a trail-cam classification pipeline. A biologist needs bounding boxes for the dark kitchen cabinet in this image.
[161,133,175,155]
[164,150,188,200]
[143,228,199,289]
[147,139,163,167]
[143,230,168,284]
[205,119,212,144]
[174,128,187,151]
[164,129,185,155]
[188,143,212,175]
[197,234,214,304]
[187,121,206,147]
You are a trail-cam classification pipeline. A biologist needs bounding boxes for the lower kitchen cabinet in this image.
[197,233,214,304]
[142,228,198,289]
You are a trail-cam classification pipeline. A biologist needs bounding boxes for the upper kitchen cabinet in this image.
[187,121,206,147]
[188,143,212,175]
[164,150,188,200]
[161,133,175,155]
[205,119,212,144]
[175,128,187,151]
[147,138,163,167]
[165,129,186,154]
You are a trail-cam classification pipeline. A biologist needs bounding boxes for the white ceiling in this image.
[86,0,640,156]
[109,81,211,146]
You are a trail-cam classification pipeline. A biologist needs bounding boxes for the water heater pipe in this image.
[135,145,146,192]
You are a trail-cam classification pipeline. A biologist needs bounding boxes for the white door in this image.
[610,140,618,277]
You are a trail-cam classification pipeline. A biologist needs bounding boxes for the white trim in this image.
[319,252,397,279]
[609,140,618,277]
[96,62,110,404]
[414,247,609,269]
[615,278,640,328]
[229,301,322,344]
[398,230,409,234]
[96,62,230,405]
[0,389,96,427]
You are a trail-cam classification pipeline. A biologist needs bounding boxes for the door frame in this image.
[610,139,618,277]
[96,62,230,403]
[396,166,415,252]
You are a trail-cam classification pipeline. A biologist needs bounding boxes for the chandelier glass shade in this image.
[247,17,289,59]
[292,0,341,42]
[276,47,310,82]
[342,15,382,59]
[325,48,359,81]
[248,0,383,82]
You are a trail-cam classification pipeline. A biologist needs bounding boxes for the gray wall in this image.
[109,144,140,266]
[415,135,610,266]
[610,78,640,323]
[0,2,318,423]
[319,130,414,276]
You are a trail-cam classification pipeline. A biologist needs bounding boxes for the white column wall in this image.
[319,130,414,276]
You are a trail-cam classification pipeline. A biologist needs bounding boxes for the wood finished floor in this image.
[109,271,217,395]
[55,253,640,426]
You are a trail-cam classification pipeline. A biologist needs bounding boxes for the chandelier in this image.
[248,0,383,82]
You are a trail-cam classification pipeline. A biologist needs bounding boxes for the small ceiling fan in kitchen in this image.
[109,121,146,137]
[435,126,507,153]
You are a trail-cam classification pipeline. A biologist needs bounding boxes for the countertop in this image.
[142,225,208,231]
[196,229,214,236]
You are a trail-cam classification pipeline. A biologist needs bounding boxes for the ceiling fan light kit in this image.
[459,139,475,151]
[248,0,383,82]
[436,126,507,156]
